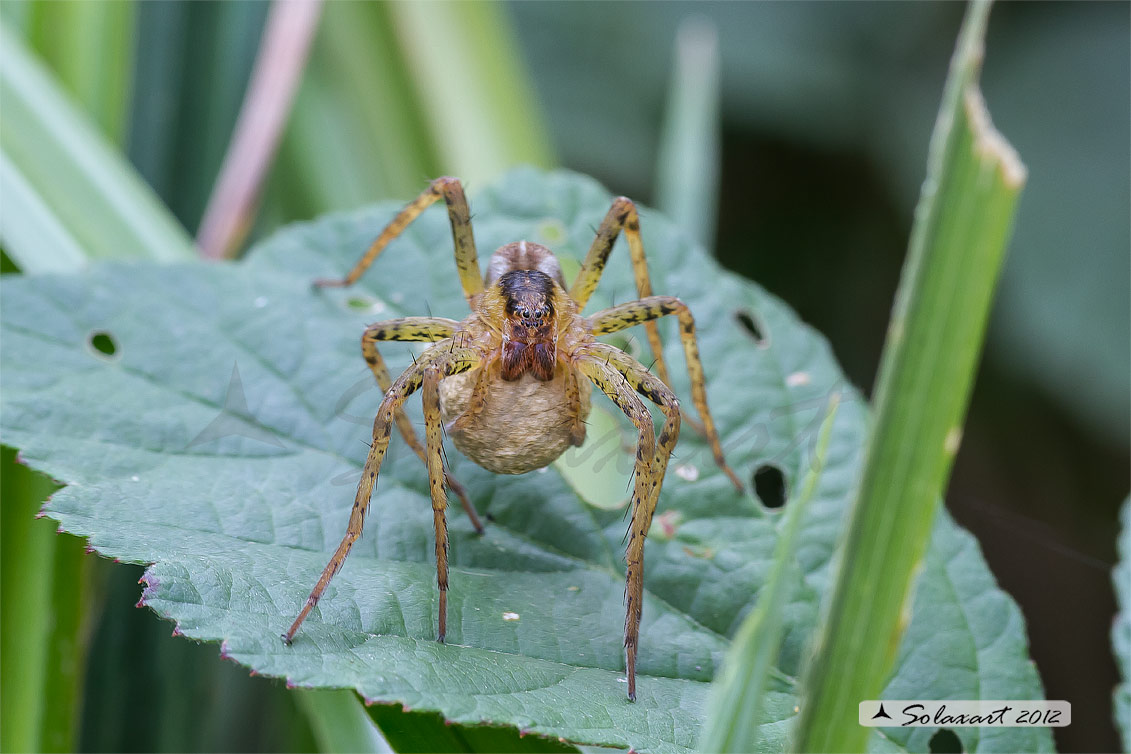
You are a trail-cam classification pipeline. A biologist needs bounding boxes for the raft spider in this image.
[282,177,742,700]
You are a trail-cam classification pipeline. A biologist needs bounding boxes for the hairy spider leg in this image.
[589,297,744,491]
[422,365,450,641]
[562,364,587,447]
[283,342,480,645]
[575,343,680,702]
[315,176,484,303]
[361,317,484,533]
[570,197,709,436]
[445,363,491,435]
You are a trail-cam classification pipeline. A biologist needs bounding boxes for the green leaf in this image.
[699,396,838,753]
[1,168,1045,753]
[1115,496,1131,751]
[0,23,195,273]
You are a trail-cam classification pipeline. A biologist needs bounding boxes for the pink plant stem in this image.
[196,0,323,259]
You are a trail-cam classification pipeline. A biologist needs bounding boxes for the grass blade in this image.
[700,395,841,753]
[24,0,136,142]
[296,690,394,754]
[793,2,1027,751]
[0,449,66,752]
[125,1,268,233]
[0,23,194,271]
[387,1,554,184]
[268,1,439,219]
[196,0,321,259]
[655,17,721,250]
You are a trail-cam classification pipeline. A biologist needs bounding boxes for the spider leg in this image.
[422,364,450,641]
[361,318,484,533]
[283,342,480,645]
[446,363,490,435]
[563,365,587,447]
[569,197,672,389]
[575,343,680,702]
[589,297,744,491]
[315,177,484,304]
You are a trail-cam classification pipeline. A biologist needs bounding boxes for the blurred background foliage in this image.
[0,2,1126,752]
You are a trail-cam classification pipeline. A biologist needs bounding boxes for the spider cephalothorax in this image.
[498,268,559,381]
[284,177,743,701]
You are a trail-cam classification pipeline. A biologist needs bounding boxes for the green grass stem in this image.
[793,2,1026,750]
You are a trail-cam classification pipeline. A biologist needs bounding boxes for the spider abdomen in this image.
[439,362,591,475]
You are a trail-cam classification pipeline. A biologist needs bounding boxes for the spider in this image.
[283,177,743,701]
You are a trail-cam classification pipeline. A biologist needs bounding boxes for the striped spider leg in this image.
[283,342,480,645]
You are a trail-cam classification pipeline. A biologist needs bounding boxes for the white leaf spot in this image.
[785,371,811,387]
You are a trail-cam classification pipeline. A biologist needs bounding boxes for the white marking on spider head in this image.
[502,611,520,621]
[675,463,699,482]
[785,371,811,387]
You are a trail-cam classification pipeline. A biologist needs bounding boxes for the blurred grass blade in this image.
[0,448,67,752]
[196,0,322,259]
[1,444,102,754]
[269,1,439,219]
[794,2,1026,751]
[655,17,721,249]
[699,395,840,753]
[296,690,393,754]
[388,1,554,185]
[0,23,194,272]
[126,1,268,234]
[0,151,88,272]
[24,0,136,142]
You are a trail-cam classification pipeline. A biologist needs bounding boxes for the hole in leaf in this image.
[734,308,768,345]
[753,464,787,509]
[87,330,119,359]
[928,728,963,754]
